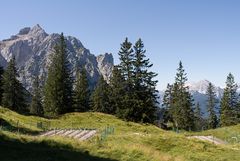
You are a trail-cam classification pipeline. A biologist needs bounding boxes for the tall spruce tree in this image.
[162,83,173,123]
[30,76,43,116]
[2,57,26,113]
[118,38,134,91]
[130,39,158,123]
[162,84,173,109]
[116,38,158,123]
[43,33,73,117]
[0,66,4,105]
[206,82,218,129]
[194,102,203,131]
[220,73,238,126]
[92,76,112,113]
[171,61,195,131]
[109,66,126,115]
[116,38,135,120]
[73,67,90,112]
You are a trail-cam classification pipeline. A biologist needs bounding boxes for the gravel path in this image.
[187,135,227,145]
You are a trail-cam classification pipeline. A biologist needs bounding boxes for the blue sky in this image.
[0,0,240,89]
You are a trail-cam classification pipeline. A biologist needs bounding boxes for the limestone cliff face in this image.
[0,24,113,91]
[97,53,114,83]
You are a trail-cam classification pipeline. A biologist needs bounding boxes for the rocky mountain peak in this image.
[0,25,114,91]
[29,24,46,35]
[97,53,114,83]
[186,80,224,98]
[18,27,31,35]
[97,53,113,63]
[187,79,211,94]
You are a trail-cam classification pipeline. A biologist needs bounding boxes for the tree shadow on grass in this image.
[0,132,117,161]
[0,118,40,135]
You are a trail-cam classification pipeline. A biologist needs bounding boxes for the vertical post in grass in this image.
[17,120,19,134]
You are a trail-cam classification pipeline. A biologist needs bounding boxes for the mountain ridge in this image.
[158,80,227,116]
[186,79,224,98]
[0,24,114,91]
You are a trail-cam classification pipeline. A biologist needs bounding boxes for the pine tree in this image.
[30,76,43,116]
[194,102,203,131]
[2,57,27,113]
[220,89,232,126]
[115,38,158,123]
[130,39,158,123]
[92,76,112,113]
[113,38,158,123]
[206,82,218,129]
[43,33,73,117]
[162,83,173,123]
[220,73,238,126]
[118,38,134,91]
[171,61,195,131]
[73,67,90,112]
[0,66,4,105]
[109,66,126,115]
[114,38,135,120]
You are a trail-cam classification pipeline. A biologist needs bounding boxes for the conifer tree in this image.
[171,61,195,131]
[73,67,90,112]
[112,38,134,121]
[220,73,238,126]
[220,89,232,126]
[2,57,26,113]
[116,38,158,123]
[206,82,218,129]
[194,102,203,131]
[92,76,112,113]
[115,38,135,120]
[130,39,158,123]
[118,38,134,91]
[0,66,4,105]
[109,66,125,115]
[162,83,173,123]
[162,84,173,109]
[43,33,73,117]
[30,76,43,116]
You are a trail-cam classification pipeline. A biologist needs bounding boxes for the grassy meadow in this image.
[1,107,240,161]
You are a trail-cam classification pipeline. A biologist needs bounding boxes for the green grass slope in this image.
[0,106,240,161]
[190,124,240,145]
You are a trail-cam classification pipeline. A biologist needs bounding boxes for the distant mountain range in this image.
[186,80,224,98]
[0,24,114,91]
[187,80,223,115]
[158,80,238,116]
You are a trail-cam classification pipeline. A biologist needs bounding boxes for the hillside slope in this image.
[190,124,240,145]
[0,107,240,161]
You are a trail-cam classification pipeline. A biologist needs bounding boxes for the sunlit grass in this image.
[1,106,240,161]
